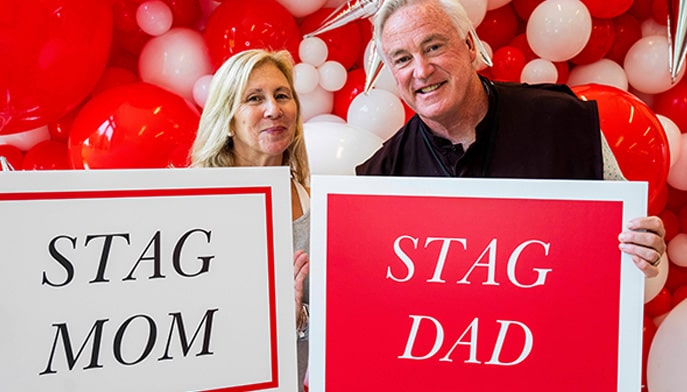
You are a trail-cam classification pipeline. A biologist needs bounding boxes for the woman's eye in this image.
[246,95,262,103]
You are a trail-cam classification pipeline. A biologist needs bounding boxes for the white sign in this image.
[0,167,298,392]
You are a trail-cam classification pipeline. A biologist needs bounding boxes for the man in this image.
[356,0,665,276]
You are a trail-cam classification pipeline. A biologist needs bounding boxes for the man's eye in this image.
[394,56,410,65]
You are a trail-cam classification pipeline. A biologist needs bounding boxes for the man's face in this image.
[380,1,477,124]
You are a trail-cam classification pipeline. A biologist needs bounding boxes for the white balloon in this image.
[303,121,383,175]
[526,0,592,62]
[318,61,347,92]
[476,40,493,71]
[520,58,558,84]
[294,63,320,95]
[667,134,687,190]
[645,253,669,303]
[136,0,173,36]
[192,74,213,108]
[299,37,329,67]
[139,27,212,102]
[347,89,405,141]
[647,298,687,391]
[624,35,683,94]
[657,114,683,167]
[567,59,629,91]
[307,114,346,123]
[641,18,668,38]
[0,125,50,151]
[363,41,400,96]
[299,85,334,122]
[667,233,687,267]
[277,0,328,18]
[461,0,488,27]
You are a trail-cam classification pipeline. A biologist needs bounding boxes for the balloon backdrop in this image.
[68,83,200,169]
[2,0,687,389]
[0,0,113,135]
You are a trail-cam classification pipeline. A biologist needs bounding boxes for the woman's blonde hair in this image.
[190,49,309,185]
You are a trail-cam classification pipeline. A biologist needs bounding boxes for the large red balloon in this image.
[203,0,301,70]
[68,83,200,169]
[573,84,671,211]
[22,140,70,170]
[0,0,113,135]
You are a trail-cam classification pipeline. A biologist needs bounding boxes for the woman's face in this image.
[232,62,298,167]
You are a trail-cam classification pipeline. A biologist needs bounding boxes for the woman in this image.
[190,49,311,392]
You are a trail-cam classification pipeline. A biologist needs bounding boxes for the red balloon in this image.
[508,34,537,62]
[68,83,200,169]
[112,0,151,55]
[644,287,672,317]
[22,140,70,170]
[299,8,363,70]
[48,106,82,143]
[606,14,642,65]
[0,144,24,170]
[165,0,202,28]
[629,0,654,20]
[641,316,657,386]
[648,183,669,215]
[475,4,520,51]
[554,61,569,84]
[333,68,366,120]
[679,204,687,232]
[658,208,679,241]
[654,79,687,135]
[203,0,301,70]
[672,285,687,308]
[666,262,687,292]
[490,46,526,82]
[651,0,669,25]
[581,0,633,18]
[667,185,687,212]
[572,84,671,210]
[0,0,113,135]
[512,0,544,21]
[569,18,615,65]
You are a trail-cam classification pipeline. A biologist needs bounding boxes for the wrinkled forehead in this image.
[380,3,463,50]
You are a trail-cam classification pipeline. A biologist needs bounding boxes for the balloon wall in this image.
[1,0,687,389]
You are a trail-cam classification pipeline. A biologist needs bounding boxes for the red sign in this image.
[310,177,645,392]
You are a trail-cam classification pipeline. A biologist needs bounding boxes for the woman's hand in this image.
[294,249,310,329]
[618,216,666,278]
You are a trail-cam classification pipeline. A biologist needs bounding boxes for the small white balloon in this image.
[567,59,628,90]
[647,294,687,391]
[667,233,687,266]
[347,89,405,141]
[641,18,668,38]
[299,37,329,67]
[299,85,334,122]
[192,74,214,108]
[276,0,328,18]
[487,0,512,10]
[526,0,592,62]
[624,35,683,94]
[303,121,383,175]
[307,114,346,123]
[318,61,348,92]
[657,114,683,167]
[294,63,320,94]
[136,0,174,36]
[520,58,558,84]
